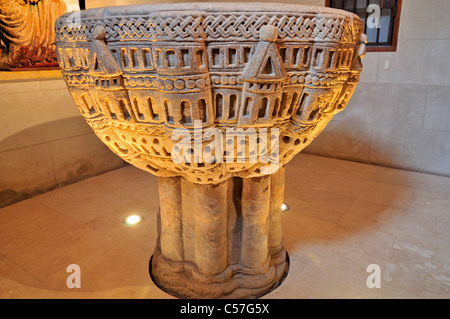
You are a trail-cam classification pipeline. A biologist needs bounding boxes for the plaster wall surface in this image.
[0,77,126,207]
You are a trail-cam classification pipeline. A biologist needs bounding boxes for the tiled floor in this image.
[0,154,449,299]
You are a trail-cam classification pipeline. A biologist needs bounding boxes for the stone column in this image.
[158,177,183,262]
[150,171,289,299]
[268,166,286,265]
[240,175,271,269]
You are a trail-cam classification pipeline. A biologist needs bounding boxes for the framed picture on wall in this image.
[0,0,83,71]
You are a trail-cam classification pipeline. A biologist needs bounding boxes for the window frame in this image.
[325,0,402,52]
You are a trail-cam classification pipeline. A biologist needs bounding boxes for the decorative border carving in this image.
[56,13,363,43]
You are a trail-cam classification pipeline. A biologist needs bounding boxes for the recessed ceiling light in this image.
[281,203,290,212]
[123,214,144,226]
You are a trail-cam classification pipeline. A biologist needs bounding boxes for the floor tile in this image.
[0,153,448,298]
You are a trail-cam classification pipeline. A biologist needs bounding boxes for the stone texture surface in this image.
[55,3,366,298]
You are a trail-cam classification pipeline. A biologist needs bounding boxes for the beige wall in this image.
[0,76,126,208]
[305,0,450,176]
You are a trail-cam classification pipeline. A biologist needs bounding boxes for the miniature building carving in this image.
[0,0,67,70]
[55,3,366,299]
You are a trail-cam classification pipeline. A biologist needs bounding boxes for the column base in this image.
[151,169,288,299]
[149,245,289,299]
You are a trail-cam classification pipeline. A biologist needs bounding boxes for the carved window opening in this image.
[242,46,252,64]
[130,48,139,69]
[180,101,192,125]
[119,100,132,121]
[215,93,223,119]
[142,48,153,69]
[198,99,208,123]
[258,97,269,119]
[326,0,402,52]
[133,97,145,120]
[302,47,311,68]
[154,49,163,68]
[262,56,274,75]
[229,94,238,119]
[162,146,171,157]
[272,98,280,117]
[314,48,324,69]
[292,47,300,67]
[195,49,205,68]
[181,49,191,68]
[110,48,118,65]
[154,144,165,157]
[104,99,116,119]
[79,49,89,68]
[278,46,310,69]
[84,49,90,68]
[326,50,336,69]
[166,50,177,69]
[211,48,222,67]
[337,50,345,68]
[120,48,129,69]
[67,49,75,68]
[228,48,238,66]
[279,47,288,65]
[347,49,354,66]
[164,100,173,124]
[146,164,159,173]
[342,50,349,67]
[147,97,158,121]
[93,55,101,72]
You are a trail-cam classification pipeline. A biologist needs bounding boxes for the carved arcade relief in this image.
[55,4,366,184]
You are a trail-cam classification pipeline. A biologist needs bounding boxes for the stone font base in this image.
[149,168,289,299]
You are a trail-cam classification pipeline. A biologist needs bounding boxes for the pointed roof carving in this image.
[242,25,287,82]
[90,25,122,74]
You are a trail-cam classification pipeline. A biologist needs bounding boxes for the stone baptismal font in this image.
[55,2,366,298]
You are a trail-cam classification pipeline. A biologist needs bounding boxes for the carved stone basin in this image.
[55,3,366,299]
